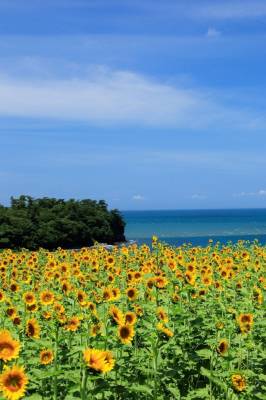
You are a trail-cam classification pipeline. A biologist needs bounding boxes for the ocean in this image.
[122,209,266,247]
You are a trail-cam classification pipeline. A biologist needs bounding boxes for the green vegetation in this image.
[0,195,125,249]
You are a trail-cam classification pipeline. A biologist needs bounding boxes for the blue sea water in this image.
[122,209,266,247]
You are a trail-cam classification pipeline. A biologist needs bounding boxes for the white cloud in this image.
[235,189,266,197]
[197,1,266,19]
[191,194,207,200]
[132,194,145,201]
[206,28,221,38]
[0,66,264,129]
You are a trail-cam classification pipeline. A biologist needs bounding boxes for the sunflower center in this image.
[28,323,35,336]
[120,327,130,339]
[5,373,22,392]
[0,342,14,355]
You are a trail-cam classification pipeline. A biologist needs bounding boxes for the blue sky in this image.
[1,0,266,209]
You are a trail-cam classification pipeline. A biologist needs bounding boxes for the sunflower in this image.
[65,316,81,332]
[126,287,138,301]
[53,302,65,314]
[253,287,263,305]
[6,308,17,319]
[124,311,137,325]
[106,255,115,266]
[57,312,67,324]
[27,303,38,313]
[0,365,28,400]
[157,322,174,338]
[237,313,254,333]
[102,288,113,301]
[40,290,54,306]
[87,302,97,315]
[155,276,168,289]
[216,321,224,330]
[133,304,143,316]
[118,324,135,344]
[156,307,169,323]
[112,288,120,300]
[10,283,19,293]
[83,349,106,372]
[214,281,223,290]
[90,323,102,337]
[61,281,71,294]
[217,339,229,356]
[23,291,36,306]
[0,331,20,362]
[185,271,196,286]
[231,374,246,392]
[0,291,5,302]
[11,316,21,326]
[146,278,154,290]
[77,290,87,306]
[26,318,40,339]
[109,306,124,325]
[101,351,115,373]
[202,275,212,286]
[42,311,52,320]
[40,349,54,365]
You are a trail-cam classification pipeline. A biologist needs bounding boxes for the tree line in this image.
[0,195,126,250]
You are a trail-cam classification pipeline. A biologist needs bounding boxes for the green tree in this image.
[0,196,126,250]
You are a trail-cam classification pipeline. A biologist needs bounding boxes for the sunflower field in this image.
[0,237,265,400]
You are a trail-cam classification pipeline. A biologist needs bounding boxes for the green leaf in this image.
[200,367,227,391]
[185,387,209,399]
[168,386,181,399]
[128,384,153,396]
[25,395,43,400]
[195,349,212,359]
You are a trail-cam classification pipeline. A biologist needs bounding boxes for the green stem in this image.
[53,325,59,400]
[81,367,88,400]
[152,338,159,400]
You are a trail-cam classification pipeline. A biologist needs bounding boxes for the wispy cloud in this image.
[190,194,207,200]
[234,189,266,197]
[196,1,266,19]
[0,65,264,129]
[132,194,145,201]
[206,28,221,38]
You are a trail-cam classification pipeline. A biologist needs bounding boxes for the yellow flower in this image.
[126,287,138,301]
[217,339,229,356]
[157,322,174,338]
[40,349,54,365]
[40,290,54,305]
[23,291,36,305]
[90,323,102,337]
[106,255,115,266]
[101,351,115,373]
[0,331,20,362]
[157,307,169,323]
[65,316,81,332]
[83,348,114,373]
[231,374,246,392]
[26,318,40,339]
[77,290,87,306]
[0,291,5,302]
[109,306,124,325]
[118,324,135,344]
[0,365,28,400]
[124,311,137,325]
[102,288,113,301]
[237,313,253,333]
[155,276,168,289]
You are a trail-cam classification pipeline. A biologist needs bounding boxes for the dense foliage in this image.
[0,239,265,399]
[0,195,125,249]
